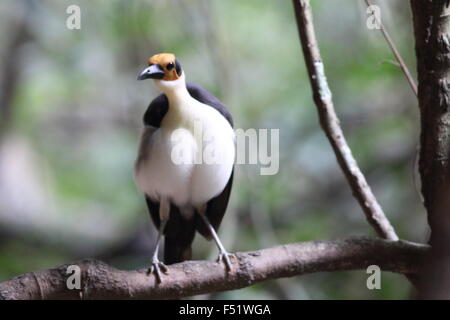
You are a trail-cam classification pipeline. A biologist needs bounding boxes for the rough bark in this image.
[0,237,427,300]
[411,0,450,299]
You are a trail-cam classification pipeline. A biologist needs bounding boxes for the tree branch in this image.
[292,0,398,241]
[0,237,427,300]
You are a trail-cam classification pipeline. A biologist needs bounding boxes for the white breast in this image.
[134,96,235,208]
[189,100,235,205]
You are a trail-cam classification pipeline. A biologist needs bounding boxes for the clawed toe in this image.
[147,260,169,283]
[217,251,234,271]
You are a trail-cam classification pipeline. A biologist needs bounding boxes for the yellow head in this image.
[138,53,182,81]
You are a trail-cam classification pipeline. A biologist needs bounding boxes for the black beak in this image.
[137,64,165,80]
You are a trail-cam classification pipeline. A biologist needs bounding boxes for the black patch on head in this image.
[175,58,182,77]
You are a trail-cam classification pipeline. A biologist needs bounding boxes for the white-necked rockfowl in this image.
[135,53,235,282]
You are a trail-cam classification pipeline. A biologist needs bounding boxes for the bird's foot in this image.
[217,251,235,272]
[147,258,169,283]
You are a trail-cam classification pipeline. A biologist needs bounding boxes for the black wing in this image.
[143,93,168,127]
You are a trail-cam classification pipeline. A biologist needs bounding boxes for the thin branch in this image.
[365,0,418,97]
[0,237,427,300]
[292,0,399,241]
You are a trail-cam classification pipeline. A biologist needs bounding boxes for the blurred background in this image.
[0,0,426,299]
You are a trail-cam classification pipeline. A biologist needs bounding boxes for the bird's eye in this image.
[166,62,174,70]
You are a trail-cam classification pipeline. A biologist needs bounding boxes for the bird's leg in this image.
[148,198,170,283]
[198,205,234,271]
[148,221,169,282]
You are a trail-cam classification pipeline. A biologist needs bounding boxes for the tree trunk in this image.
[410,0,450,298]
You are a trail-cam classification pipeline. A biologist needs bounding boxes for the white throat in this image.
[153,73,190,105]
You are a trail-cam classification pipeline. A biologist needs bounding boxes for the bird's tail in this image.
[163,207,196,265]
[164,237,192,264]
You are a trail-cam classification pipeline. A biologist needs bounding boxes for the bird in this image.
[135,53,235,282]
